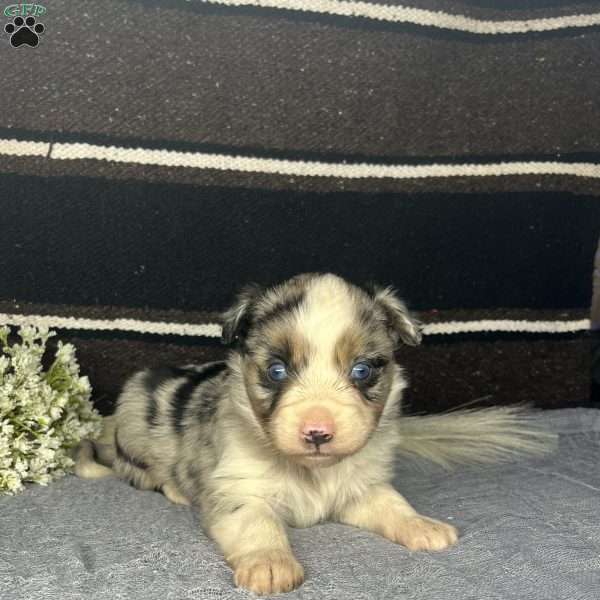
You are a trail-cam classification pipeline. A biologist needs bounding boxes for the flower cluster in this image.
[0,325,101,495]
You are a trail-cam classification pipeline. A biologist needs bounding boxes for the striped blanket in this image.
[0,0,597,412]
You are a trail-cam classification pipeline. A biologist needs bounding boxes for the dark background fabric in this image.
[0,0,597,411]
[2,173,598,311]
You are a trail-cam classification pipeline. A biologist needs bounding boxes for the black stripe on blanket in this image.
[1,172,597,311]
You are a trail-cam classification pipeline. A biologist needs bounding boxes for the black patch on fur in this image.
[147,397,159,427]
[258,369,293,415]
[171,362,227,432]
[114,429,149,470]
[357,305,377,328]
[353,360,388,403]
[360,281,379,298]
[268,386,286,414]
[186,463,200,481]
[171,379,198,434]
[369,356,389,370]
[221,283,262,345]
[359,387,377,403]
[254,335,309,383]
[91,441,100,463]
[195,387,221,421]
[144,367,186,427]
[253,336,308,416]
[358,297,394,338]
[230,504,244,513]
[232,288,307,354]
[360,283,421,346]
[255,290,306,329]
[276,337,303,370]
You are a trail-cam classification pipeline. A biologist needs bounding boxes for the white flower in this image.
[30,472,51,486]
[0,326,100,495]
[55,342,76,366]
[13,457,28,476]
[0,469,24,493]
[0,420,14,436]
[0,355,9,378]
[12,436,30,454]
[49,406,63,421]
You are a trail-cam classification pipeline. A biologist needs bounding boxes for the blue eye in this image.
[268,362,288,382]
[351,362,372,381]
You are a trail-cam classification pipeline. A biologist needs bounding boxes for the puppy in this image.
[76,273,553,595]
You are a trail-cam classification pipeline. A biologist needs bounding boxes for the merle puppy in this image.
[76,273,552,595]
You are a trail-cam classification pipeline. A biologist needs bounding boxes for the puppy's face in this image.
[222,274,421,468]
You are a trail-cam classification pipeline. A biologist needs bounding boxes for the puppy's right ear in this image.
[221,283,262,345]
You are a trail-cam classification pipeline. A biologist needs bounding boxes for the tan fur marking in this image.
[270,325,312,371]
[334,327,365,371]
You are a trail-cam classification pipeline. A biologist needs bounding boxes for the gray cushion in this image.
[1,409,599,599]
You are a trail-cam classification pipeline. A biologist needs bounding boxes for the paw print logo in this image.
[4,16,45,47]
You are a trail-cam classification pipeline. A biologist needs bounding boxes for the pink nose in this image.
[301,422,334,447]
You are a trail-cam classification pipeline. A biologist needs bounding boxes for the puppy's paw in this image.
[161,482,191,506]
[385,514,458,552]
[233,549,304,595]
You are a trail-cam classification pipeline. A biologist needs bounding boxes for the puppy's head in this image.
[222,273,421,468]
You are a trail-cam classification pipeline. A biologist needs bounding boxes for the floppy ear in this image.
[372,286,423,346]
[221,283,262,345]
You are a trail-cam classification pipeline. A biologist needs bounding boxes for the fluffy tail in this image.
[74,415,118,479]
[396,406,557,468]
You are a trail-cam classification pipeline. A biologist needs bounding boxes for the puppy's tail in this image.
[396,406,556,468]
[74,415,118,479]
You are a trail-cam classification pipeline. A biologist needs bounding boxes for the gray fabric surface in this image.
[1,408,599,600]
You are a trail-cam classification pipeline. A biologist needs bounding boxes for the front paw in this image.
[233,549,304,595]
[384,515,458,551]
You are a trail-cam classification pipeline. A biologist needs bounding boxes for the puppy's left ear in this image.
[373,286,423,346]
[221,283,262,345]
